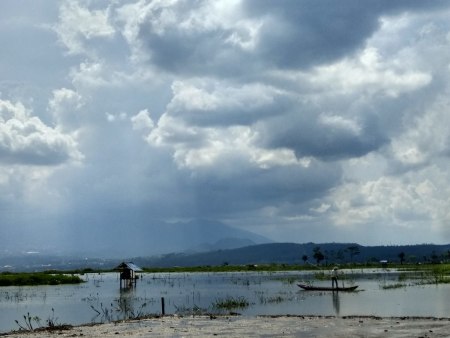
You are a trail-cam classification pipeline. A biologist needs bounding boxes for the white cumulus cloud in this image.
[0,99,82,166]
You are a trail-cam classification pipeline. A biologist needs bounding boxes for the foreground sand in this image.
[3,315,450,337]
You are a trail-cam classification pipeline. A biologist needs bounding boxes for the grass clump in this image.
[15,308,71,333]
[213,296,249,310]
[0,272,84,286]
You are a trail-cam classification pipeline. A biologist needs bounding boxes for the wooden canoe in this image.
[297,283,358,292]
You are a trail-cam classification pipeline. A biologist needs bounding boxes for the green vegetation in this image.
[259,295,286,304]
[0,272,84,286]
[213,296,249,310]
[396,263,450,284]
[143,263,313,273]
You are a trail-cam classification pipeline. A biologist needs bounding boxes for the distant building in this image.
[113,262,143,288]
[380,260,388,268]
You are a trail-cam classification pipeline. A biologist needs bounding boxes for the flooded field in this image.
[1,269,449,333]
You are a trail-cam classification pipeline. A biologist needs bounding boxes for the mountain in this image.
[133,242,450,267]
[187,237,259,253]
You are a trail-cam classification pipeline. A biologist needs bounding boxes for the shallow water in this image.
[1,269,449,333]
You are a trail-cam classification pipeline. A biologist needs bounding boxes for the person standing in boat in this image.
[331,266,339,289]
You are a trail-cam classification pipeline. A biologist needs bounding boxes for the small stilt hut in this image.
[114,262,143,288]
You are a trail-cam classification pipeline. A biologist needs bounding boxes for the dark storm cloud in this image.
[137,22,247,77]
[243,0,447,69]
[136,0,448,77]
[258,109,387,161]
[0,146,73,166]
[185,159,341,217]
[243,0,381,70]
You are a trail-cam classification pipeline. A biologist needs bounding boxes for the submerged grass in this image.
[0,272,84,286]
[397,264,450,285]
[213,296,249,310]
[381,283,407,290]
[14,308,72,333]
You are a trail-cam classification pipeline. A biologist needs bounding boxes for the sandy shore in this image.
[3,315,450,337]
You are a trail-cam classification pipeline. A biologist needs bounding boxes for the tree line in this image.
[301,245,450,265]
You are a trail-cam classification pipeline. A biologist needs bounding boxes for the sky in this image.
[1,0,450,251]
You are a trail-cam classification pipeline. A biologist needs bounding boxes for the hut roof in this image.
[113,262,143,272]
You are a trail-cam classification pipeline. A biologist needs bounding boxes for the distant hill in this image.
[2,242,450,272]
[187,237,259,253]
[133,242,450,268]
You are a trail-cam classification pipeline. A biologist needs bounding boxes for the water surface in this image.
[1,269,449,333]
